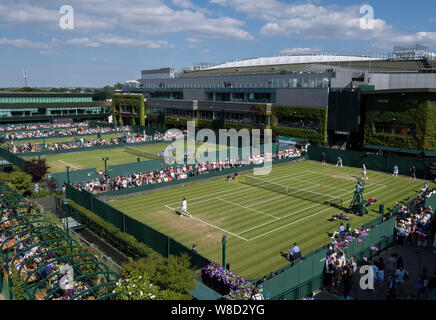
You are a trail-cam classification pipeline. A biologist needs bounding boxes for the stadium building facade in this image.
[0,92,111,124]
[115,46,436,150]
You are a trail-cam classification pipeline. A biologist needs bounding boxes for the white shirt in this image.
[395,269,408,283]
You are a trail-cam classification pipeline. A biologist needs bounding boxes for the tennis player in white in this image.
[180,197,191,217]
[362,164,368,180]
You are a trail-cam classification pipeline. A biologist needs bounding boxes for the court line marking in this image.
[216,197,280,220]
[164,170,320,207]
[245,184,387,241]
[163,204,249,241]
[299,170,386,188]
[58,160,80,169]
[244,182,321,208]
[161,168,384,239]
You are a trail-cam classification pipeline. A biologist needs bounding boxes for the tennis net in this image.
[242,175,343,207]
[124,146,162,160]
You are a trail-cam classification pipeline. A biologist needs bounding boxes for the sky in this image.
[0,0,435,87]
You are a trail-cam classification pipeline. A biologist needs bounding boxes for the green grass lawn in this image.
[25,143,169,173]
[109,160,435,279]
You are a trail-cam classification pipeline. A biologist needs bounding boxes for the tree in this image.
[118,253,195,300]
[114,82,123,90]
[24,158,50,182]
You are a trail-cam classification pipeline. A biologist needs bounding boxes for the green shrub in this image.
[0,170,33,196]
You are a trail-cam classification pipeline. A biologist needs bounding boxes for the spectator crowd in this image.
[71,147,302,194]
[3,125,130,140]
[0,122,89,133]
[8,131,168,154]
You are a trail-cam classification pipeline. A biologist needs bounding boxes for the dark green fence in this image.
[97,156,307,197]
[65,184,211,270]
[0,147,26,170]
[308,145,429,179]
[48,169,101,188]
[426,194,436,212]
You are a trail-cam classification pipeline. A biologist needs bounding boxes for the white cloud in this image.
[66,34,173,48]
[278,47,322,55]
[0,0,252,40]
[210,0,436,49]
[0,37,57,49]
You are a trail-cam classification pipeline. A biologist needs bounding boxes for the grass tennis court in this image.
[25,143,169,173]
[109,160,435,279]
[26,141,230,173]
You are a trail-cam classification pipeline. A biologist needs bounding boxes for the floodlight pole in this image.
[102,157,109,178]
[63,198,70,237]
[222,235,227,268]
[66,166,70,185]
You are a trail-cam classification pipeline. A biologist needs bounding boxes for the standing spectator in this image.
[342,266,353,299]
[376,258,385,288]
[395,265,409,299]
[395,222,406,248]
[410,165,417,180]
[250,287,264,300]
[393,165,399,177]
[386,253,397,276]
[416,267,429,299]
[387,272,397,300]
[321,152,326,165]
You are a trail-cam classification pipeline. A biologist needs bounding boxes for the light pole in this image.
[63,198,70,237]
[222,235,227,268]
[66,166,70,185]
[102,157,109,178]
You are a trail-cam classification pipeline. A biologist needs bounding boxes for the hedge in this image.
[68,201,160,260]
[363,95,436,150]
[271,105,328,144]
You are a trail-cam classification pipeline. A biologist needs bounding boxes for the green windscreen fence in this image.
[48,169,100,188]
[96,156,306,198]
[65,184,211,269]
[426,194,436,213]
[308,145,429,179]
[0,147,26,170]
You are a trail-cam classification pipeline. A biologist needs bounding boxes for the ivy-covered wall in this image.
[271,105,328,145]
[112,94,145,126]
[363,93,436,150]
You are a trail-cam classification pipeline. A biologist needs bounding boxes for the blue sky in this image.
[0,0,435,87]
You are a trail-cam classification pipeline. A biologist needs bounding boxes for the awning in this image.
[188,280,222,300]
[364,145,422,155]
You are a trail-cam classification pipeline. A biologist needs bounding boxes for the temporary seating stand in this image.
[0,179,121,300]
